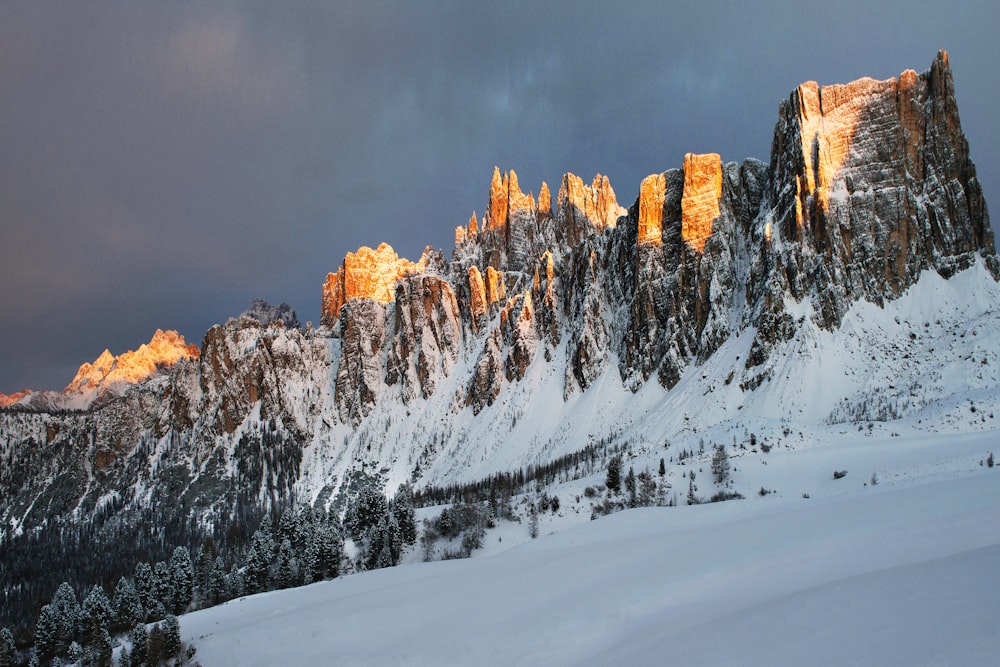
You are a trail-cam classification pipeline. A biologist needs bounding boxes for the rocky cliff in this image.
[1,51,996,538]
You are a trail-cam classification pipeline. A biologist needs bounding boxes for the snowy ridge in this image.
[1,50,998,548]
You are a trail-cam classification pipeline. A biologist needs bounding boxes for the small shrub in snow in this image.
[988,452,995,468]
[709,491,744,503]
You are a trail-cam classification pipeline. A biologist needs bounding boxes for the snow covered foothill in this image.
[181,425,1000,666]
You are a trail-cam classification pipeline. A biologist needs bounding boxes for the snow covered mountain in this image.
[0,329,200,412]
[1,52,998,629]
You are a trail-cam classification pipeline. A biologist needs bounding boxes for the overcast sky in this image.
[2,1,998,393]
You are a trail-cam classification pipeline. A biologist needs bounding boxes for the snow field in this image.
[182,427,1000,666]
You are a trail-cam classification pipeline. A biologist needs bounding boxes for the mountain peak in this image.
[64,329,199,397]
[240,299,301,329]
[321,243,428,325]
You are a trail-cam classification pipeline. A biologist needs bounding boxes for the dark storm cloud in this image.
[2,1,998,392]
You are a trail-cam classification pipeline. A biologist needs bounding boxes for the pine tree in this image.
[659,457,666,476]
[194,536,218,592]
[364,513,401,570]
[307,525,342,582]
[529,506,539,539]
[277,538,296,589]
[346,485,389,542]
[711,444,730,484]
[169,546,195,614]
[387,512,403,564]
[638,468,656,507]
[687,476,699,505]
[133,561,157,619]
[0,627,17,667]
[625,466,637,507]
[128,623,149,667]
[244,533,271,594]
[84,628,112,667]
[207,556,229,605]
[392,483,418,545]
[606,455,622,494]
[80,584,115,652]
[33,603,61,663]
[257,513,277,555]
[152,561,173,620]
[113,576,144,631]
[146,623,164,666]
[161,615,181,659]
[36,582,81,661]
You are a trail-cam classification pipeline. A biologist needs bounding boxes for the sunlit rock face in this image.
[764,50,996,336]
[557,172,627,248]
[325,52,995,409]
[681,153,723,253]
[0,389,32,408]
[65,329,200,396]
[637,173,666,246]
[321,243,427,326]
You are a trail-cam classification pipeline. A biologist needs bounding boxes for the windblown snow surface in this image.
[181,263,1000,666]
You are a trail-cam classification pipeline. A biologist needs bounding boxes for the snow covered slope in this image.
[181,428,1000,666]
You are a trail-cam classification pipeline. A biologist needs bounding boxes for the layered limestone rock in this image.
[637,173,666,246]
[680,153,723,253]
[466,329,504,414]
[478,167,548,270]
[455,211,479,247]
[199,317,322,434]
[766,49,995,335]
[317,52,996,414]
[485,266,506,305]
[557,172,627,247]
[386,275,462,403]
[240,298,301,329]
[65,329,200,397]
[321,243,427,326]
[532,251,559,346]
[564,246,612,394]
[467,266,489,333]
[335,299,388,425]
[538,181,553,220]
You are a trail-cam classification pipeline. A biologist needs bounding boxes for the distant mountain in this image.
[0,329,198,411]
[2,50,998,634]
[239,298,301,330]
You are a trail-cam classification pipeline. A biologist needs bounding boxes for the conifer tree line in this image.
[3,432,681,662]
[1,482,420,665]
[413,439,630,508]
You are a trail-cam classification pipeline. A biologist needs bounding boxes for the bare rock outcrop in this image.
[321,243,427,326]
[386,275,462,403]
